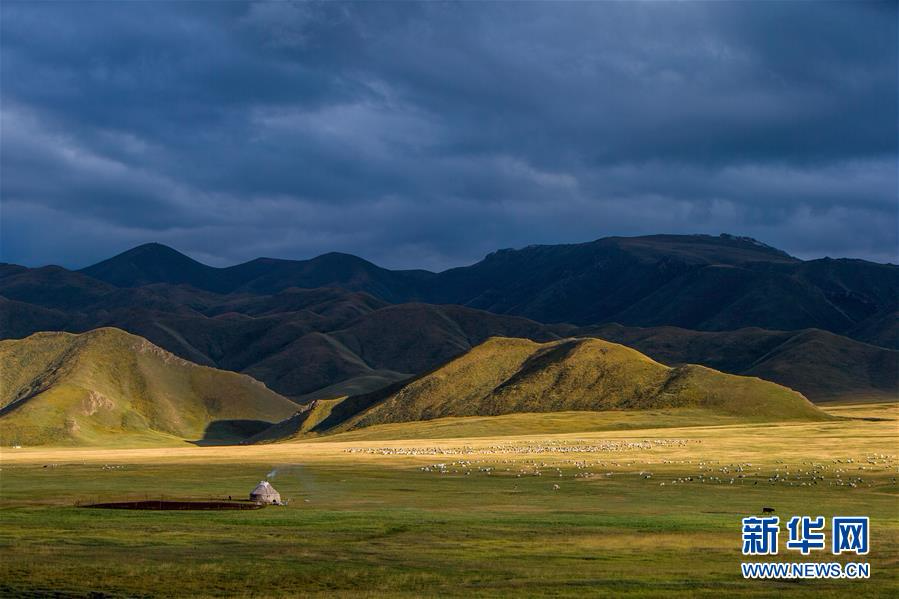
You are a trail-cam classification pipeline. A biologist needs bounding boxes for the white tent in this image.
[249,480,281,504]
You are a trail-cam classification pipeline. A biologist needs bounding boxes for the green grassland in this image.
[1,403,896,597]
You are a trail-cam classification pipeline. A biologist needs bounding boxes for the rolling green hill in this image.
[0,328,299,446]
[351,337,826,428]
[268,336,829,439]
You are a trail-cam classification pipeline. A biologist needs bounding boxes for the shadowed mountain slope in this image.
[583,324,899,402]
[0,269,567,399]
[79,243,216,289]
[424,236,897,337]
[75,234,898,343]
[849,311,899,350]
[0,328,298,446]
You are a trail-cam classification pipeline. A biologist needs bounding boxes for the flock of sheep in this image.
[376,445,899,490]
[345,438,694,457]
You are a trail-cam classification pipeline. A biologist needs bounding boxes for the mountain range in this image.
[78,234,898,343]
[1,234,896,409]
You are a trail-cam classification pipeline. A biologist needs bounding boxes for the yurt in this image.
[249,480,281,504]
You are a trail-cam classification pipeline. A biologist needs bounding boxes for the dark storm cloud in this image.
[1,0,896,269]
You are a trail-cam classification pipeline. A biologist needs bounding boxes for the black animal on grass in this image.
[762,507,775,514]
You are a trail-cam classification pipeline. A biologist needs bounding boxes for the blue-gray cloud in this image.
[1,0,896,269]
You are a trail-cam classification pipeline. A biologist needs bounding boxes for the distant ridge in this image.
[80,243,213,288]
[80,233,798,290]
[80,243,431,300]
[75,234,899,340]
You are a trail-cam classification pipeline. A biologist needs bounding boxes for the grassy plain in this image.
[1,403,897,597]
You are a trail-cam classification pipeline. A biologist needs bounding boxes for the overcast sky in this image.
[1,1,896,270]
